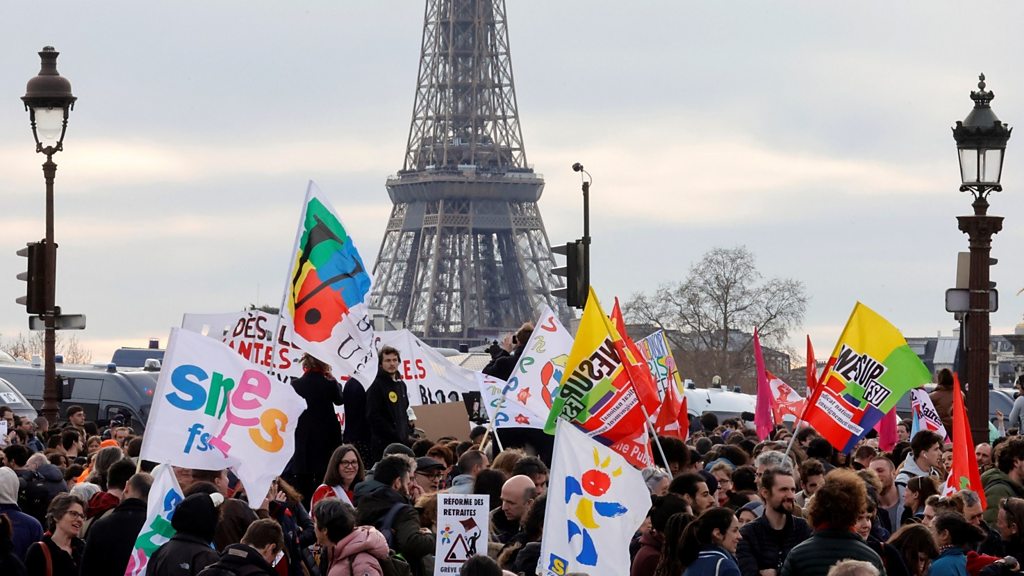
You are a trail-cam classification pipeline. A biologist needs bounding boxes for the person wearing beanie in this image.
[147,492,224,575]
[0,466,43,560]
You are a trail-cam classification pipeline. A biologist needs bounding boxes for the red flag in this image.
[875,408,898,452]
[610,298,661,414]
[806,335,816,396]
[942,373,986,509]
[753,328,774,440]
[655,383,688,441]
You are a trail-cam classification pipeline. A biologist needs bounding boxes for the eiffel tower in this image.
[370,0,568,348]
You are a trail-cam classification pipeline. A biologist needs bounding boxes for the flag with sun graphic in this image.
[539,419,648,576]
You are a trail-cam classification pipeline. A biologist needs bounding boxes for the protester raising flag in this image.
[539,419,650,576]
[124,464,184,576]
[280,181,378,384]
[943,374,987,508]
[140,328,308,507]
[544,289,648,446]
[802,302,932,453]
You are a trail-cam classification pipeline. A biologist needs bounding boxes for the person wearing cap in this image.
[414,457,446,494]
[736,466,810,576]
[147,492,224,575]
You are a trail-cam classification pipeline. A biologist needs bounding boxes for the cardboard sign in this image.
[435,493,490,574]
[415,402,473,442]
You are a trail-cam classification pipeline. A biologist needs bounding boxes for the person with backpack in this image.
[314,498,390,576]
[147,492,224,575]
[198,519,285,576]
[0,467,42,560]
[354,455,432,576]
[19,453,68,525]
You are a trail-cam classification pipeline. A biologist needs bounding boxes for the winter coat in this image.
[268,499,317,576]
[780,529,886,576]
[366,372,411,461]
[735,513,812,575]
[146,533,221,576]
[353,480,433,569]
[489,507,520,545]
[482,345,525,381]
[343,378,370,445]
[80,497,148,576]
[198,543,278,576]
[290,369,344,479]
[327,526,389,576]
[0,503,42,561]
[866,535,910,576]
[18,463,68,524]
[446,474,474,495]
[683,546,741,576]
[930,547,968,576]
[630,531,662,576]
[25,535,84,576]
[982,467,1024,525]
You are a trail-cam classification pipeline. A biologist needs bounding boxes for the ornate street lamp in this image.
[22,46,76,424]
[953,74,1010,443]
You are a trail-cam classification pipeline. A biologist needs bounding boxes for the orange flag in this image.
[942,373,986,509]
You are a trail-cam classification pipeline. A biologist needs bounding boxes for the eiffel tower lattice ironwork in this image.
[370,0,569,348]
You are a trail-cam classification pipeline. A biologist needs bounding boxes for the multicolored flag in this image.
[479,372,545,429]
[140,328,308,506]
[539,419,649,576]
[943,374,986,509]
[610,298,661,414]
[802,302,932,453]
[281,181,377,383]
[911,388,948,440]
[544,289,648,446]
[753,328,774,439]
[123,464,184,575]
[502,305,575,421]
[636,330,683,399]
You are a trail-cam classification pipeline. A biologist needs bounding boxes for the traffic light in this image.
[552,240,586,309]
[16,241,47,314]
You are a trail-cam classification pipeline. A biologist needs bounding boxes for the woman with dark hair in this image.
[903,476,940,524]
[654,512,694,576]
[781,469,884,576]
[858,495,909,576]
[678,507,741,575]
[887,524,939,576]
[313,445,365,508]
[928,512,986,576]
[0,514,27,576]
[996,496,1024,561]
[287,353,345,505]
[24,494,87,576]
[312,498,389,576]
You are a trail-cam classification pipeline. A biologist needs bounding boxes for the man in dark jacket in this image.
[286,354,344,504]
[737,467,812,576]
[366,346,412,463]
[147,492,224,576]
[81,472,152,575]
[198,519,284,576]
[354,454,434,575]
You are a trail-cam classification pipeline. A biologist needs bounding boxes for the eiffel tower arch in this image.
[371,0,570,348]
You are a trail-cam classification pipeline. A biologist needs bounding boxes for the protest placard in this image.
[434,493,490,575]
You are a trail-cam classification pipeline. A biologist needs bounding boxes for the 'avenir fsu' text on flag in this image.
[802,302,931,453]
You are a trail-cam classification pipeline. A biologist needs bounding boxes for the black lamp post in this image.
[953,73,1010,444]
[22,46,76,424]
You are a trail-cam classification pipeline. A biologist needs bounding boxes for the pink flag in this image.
[753,328,773,440]
[875,407,898,452]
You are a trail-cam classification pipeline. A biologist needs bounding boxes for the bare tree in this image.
[1,332,92,364]
[625,246,807,392]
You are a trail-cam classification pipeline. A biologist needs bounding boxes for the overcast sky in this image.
[2,1,1024,370]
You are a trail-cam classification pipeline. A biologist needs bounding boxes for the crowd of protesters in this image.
[3,342,1024,576]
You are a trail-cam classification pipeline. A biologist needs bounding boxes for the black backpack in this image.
[374,503,414,576]
[18,471,50,524]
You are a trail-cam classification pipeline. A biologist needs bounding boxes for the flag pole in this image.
[784,357,835,459]
[489,423,505,452]
[641,404,669,470]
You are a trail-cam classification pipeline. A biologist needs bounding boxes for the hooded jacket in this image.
[198,543,277,576]
[0,467,43,561]
[327,526,389,576]
[630,531,663,576]
[447,474,474,495]
[982,467,1024,525]
[354,480,433,569]
[895,452,940,487]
